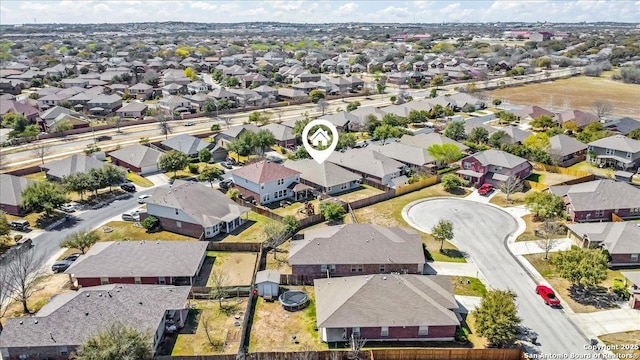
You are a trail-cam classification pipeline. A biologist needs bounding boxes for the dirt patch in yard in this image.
[599,331,640,358]
[210,252,257,286]
[535,171,577,186]
[2,274,73,322]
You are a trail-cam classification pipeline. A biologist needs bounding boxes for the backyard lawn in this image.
[271,199,321,218]
[214,211,272,243]
[569,161,615,179]
[208,251,257,286]
[265,242,292,274]
[336,185,385,203]
[249,286,326,353]
[171,300,246,356]
[99,221,195,242]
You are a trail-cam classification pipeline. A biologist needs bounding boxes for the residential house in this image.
[0,285,190,359]
[261,123,296,148]
[60,78,89,88]
[621,272,640,309]
[65,241,208,287]
[0,174,35,215]
[457,149,532,187]
[161,83,187,97]
[0,99,39,122]
[214,124,260,147]
[603,117,640,136]
[514,105,555,123]
[37,92,71,109]
[115,101,148,119]
[229,160,303,205]
[187,81,210,93]
[277,88,307,101]
[587,135,640,172]
[128,83,154,100]
[501,125,534,145]
[550,134,588,167]
[320,112,359,132]
[448,93,485,110]
[283,159,361,195]
[369,143,439,174]
[327,148,406,186]
[40,154,106,182]
[399,133,470,154]
[44,113,89,133]
[253,85,278,100]
[145,180,250,238]
[555,110,599,129]
[565,222,640,267]
[86,94,122,115]
[549,180,640,222]
[162,69,190,86]
[290,224,425,278]
[109,144,163,175]
[314,274,460,342]
[160,134,213,157]
[159,95,191,113]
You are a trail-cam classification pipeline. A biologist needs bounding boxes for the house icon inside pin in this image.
[309,128,330,147]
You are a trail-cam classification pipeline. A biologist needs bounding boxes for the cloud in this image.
[191,2,218,11]
[338,2,358,13]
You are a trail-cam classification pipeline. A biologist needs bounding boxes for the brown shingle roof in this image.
[231,160,300,184]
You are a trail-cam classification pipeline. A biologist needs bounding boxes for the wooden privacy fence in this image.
[533,163,591,178]
[395,175,439,196]
[348,190,396,210]
[234,198,284,222]
[207,242,262,252]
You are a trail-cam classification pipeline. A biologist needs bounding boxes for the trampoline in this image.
[279,290,309,311]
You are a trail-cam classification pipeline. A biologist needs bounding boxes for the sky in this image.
[1,0,639,25]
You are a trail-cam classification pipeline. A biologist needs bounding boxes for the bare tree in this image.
[349,335,367,360]
[201,315,225,351]
[275,109,285,123]
[0,269,12,331]
[317,99,329,116]
[536,220,563,260]
[262,221,289,259]
[30,143,52,165]
[561,98,571,111]
[500,176,524,202]
[4,250,44,314]
[221,116,232,129]
[157,114,172,140]
[591,100,613,118]
[208,269,230,309]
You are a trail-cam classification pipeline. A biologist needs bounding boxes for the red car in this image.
[478,183,494,196]
[536,285,561,307]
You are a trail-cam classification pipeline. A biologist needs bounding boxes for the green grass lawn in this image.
[99,221,195,242]
[489,190,529,207]
[336,185,385,203]
[270,199,320,218]
[569,161,615,178]
[23,172,47,181]
[127,172,154,187]
[214,211,272,243]
[451,276,488,297]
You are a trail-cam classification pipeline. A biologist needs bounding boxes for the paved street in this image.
[403,198,596,357]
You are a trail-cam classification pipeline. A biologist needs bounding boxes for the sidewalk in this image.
[510,238,573,256]
[425,261,492,290]
[568,308,640,339]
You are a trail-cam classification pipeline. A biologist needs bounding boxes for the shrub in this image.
[140,216,160,231]
[210,124,221,131]
[188,163,199,174]
[14,234,23,242]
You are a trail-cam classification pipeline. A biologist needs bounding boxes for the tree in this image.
[198,166,224,187]
[282,215,300,234]
[468,127,489,144]
[4,250,44,314]
[101,164,126,192]
[30,143,52,164]
[629,128,640,141]
[536,219,562,261]
[524,192,565,221]
[431,219,453,251]
[537,57,552,69]
[0,266,12,331]
[427,143,463,164]
[198,148,212,163]
[291,146,311,160]
[346,101,361,112]
[496,111,518,125]
[441,173,469,192]
[373,124,402,145]
[591,100,613,118]
[499,176,523,202]
[73,322,150,360]
[376,83,386,94]
[184,67,197,81]
[430,74,444,89]
[473,290,521,347]
[21,181,68,216]
[141,215,160,231]
[262,220,289,252]
[50,119,73,135]
[291,117,311,141]
[60,230,100,254]
[157,114,172,140]
[529,115,557,130]
[337,133,357,151]
[309,89,325,103]
[0,211,10,238]
[492,98,502,106]
[554,248,608,289]
[209,269,230,308]
[254,129,276,155]
[316,99,329,116]
[63,173,90,200]
[159,150,188,179]
[2,112,26,128]
[319,201,346,223]
[489,130,508,148]
[443,121,466,141]
[248,111,272,125]
[85,168,108,197]
[523,132,551,152]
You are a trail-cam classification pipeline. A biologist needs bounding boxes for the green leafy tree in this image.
[282,215,300,234]
[101,164,126,192]
[629,128,640,141]
[291,117,310,141]
[141,215,160,231]
[226,188,239,199]
[228,133,253,158]
[86,168,108,197]
[60,230,100,254]
[407,110,429,124]
[496,111,518,125]
[254,130,276,155]
[554,248,608,289]
[2,112,26,128]
[524,192,565,221]
[159,150,188,179]
[473,290,521,348]
[523,133,551,152]
[441,173,469,192]
[443,121,466,141]
[431,219,453,251]
[468,127,490,144]
[21,181,68,215]
[492,98,502,106]
[198,148,212,163]
[62,173,90,200]
[203,99,218,115]
[309,89,325,103]
[248,111,272,125]
[224,76,239,88]
[373,124,403,145]
[184,67,197,81]
[430,74,444,89]
[346,101,361,112]
[376,83,386,94]
[319,201,346,223]
[427,144,463,164]
[0,212,10,238]
[529,115,557,130]
[489,130,508,148]
[337,133,357,151]
[73,322,151,360]
[198,166,224,188]
[50,119,73,135]
[291,146,311,159]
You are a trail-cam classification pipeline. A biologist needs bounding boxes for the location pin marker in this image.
[302,119,339,164]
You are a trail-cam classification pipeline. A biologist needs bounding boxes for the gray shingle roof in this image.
[289,224,425,265]
[161,134,211,156]
[0,285,190,349]
[65,240,208,278]
[41,154,105,179]
[467,149,529,169]
[0,174,34,207]
[220,124,260,139]
[109,144,163,168]
[283,159,361,188]
[231,160,300,184]
[566,222,640,255]
[147,180,249,227]
[320,112,360,128]
[327,148,405,179]
[116,101,147,113]
[400,133,469,152]
[589,135,640,153]
[549,180,640,211]
[550,134,587,157]
[369,142,436,167]
[256,270,280,284]
[260,123,294,142]
[314,274,459,328]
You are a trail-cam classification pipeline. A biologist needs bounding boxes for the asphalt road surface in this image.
[404,198,596,358]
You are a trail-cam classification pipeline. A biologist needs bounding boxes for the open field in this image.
[249,286,326,352]
[99,221,195,242]
[208,251,257,286]
[488,75,640,117]
[599,331,640,358]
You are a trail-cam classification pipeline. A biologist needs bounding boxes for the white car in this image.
[137,194,152,204]
[121,210,141,222]
[60,203,76,212]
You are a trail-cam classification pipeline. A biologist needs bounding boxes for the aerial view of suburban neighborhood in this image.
[0,1,640,359]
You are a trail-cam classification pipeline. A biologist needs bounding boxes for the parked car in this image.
[9,220,29,231]
[120,183,136,192]
[137,194,151,204]
[536,285,561,307]
[220,162,232,169]
[63,253,82,262]
[219,179,233,190]
[96,135,112,141]
[226,157,237,165]
[478,183,494,196]
[121,210,141,222]
[184,121,195,126]
[60,203,76,212]
[52,260,73,273]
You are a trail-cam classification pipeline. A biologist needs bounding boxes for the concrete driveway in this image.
[403,198,595,357]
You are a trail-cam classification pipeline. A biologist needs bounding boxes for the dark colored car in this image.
[63,253,82,262]
[120,183,136,192]
[478,183,494,196]
[96,135,112,141]
[219,179,233,190]
[9,220,30,231]
[52,260,73,273]
[536,285,561,306]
